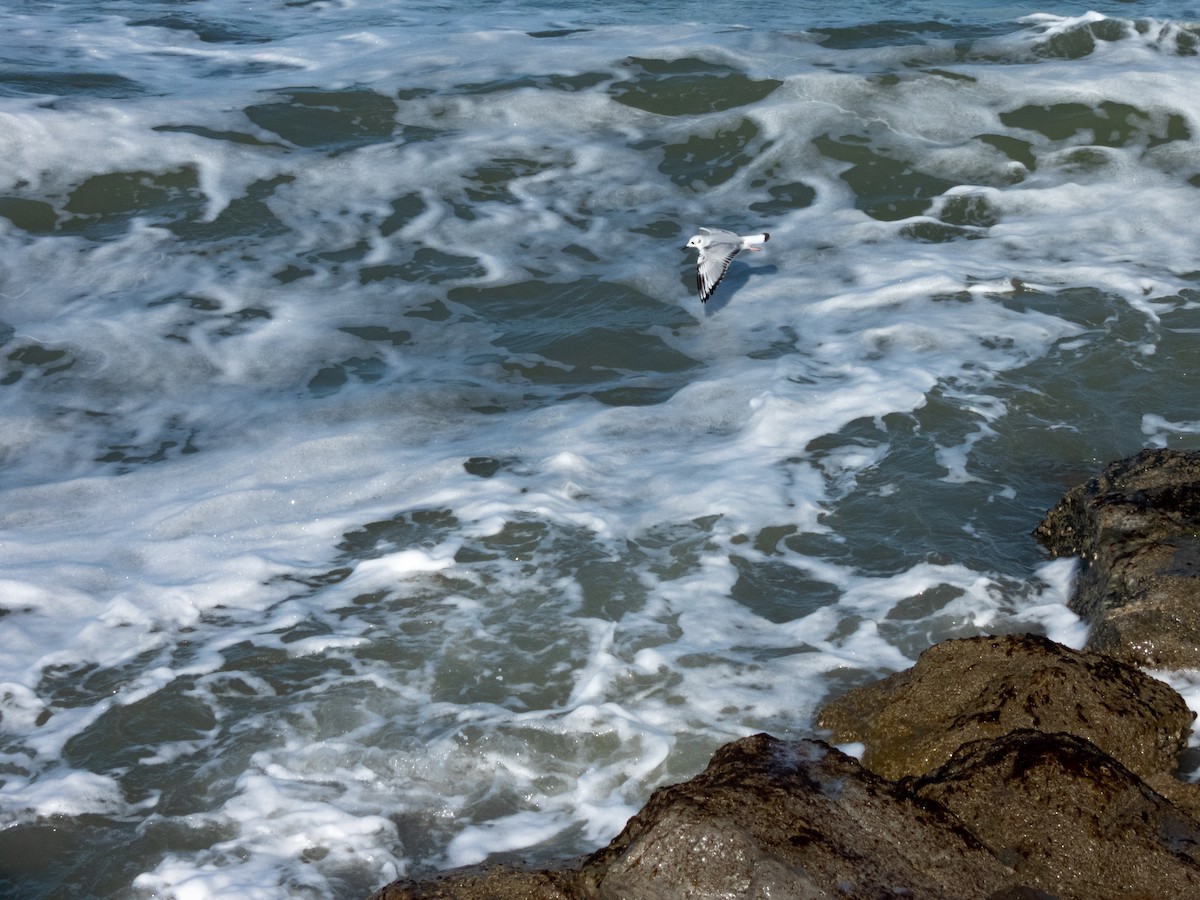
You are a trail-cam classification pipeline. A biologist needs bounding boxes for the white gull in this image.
[683,227,770,303]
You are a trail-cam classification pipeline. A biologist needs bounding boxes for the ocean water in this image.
[3,1,1200,896]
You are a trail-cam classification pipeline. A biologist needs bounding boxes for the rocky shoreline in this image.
[371,449,1200,900]
[1035,448,1200,670]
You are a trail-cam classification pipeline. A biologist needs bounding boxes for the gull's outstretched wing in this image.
[696,239,742,303]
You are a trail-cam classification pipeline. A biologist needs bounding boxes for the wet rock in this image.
[370,866,577,900]
[1034,447,1200,668]
[373,734,1020,900]
[909,729,1200,899]
[372,452,1200,899]
[579,734,1015,900]
[372,636,1200,900]
[817,633,1193,781]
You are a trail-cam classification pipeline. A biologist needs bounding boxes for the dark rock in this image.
[1034,447,1200,667]
[817,633,1194,781]
[463,456,503,478]
[1146,770,1200,825]
[370,866,577,900]
[909,729,1200,900]
[580,734,1016,899]
[371,449,1200,899]
[373,734,1022,900]
[371,635,1200,900]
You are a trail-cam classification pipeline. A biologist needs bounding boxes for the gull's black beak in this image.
[681,245,689,251]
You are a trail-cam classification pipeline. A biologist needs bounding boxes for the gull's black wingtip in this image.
[763,232,770,242]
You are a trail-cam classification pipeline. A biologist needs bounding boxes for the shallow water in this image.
[3,2,1200,897]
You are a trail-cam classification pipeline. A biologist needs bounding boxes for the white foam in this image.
[446,810,572,867]
[2,768,129,821]
[1023,604,1090,652]
[1144,413,1200,446]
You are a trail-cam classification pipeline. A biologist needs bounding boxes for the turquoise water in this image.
[3,2,1200,897]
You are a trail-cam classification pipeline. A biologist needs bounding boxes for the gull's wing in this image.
[698,227,740,242]
[696,240,742,303]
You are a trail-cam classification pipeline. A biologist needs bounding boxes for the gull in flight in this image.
[683,227,770,303]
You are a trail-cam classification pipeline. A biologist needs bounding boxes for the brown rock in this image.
[817,633,1193,781]
[909,729,1200,900]
[1146,771,1200,824]
[370,867,576,900]
[1034,447,1200,668]
[581,734,1016,899]
[372,734,1023,900]
[374,633,1199,900]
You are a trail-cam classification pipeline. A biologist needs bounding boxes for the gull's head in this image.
[683,234,704,251]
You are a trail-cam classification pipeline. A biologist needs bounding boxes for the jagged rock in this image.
[371,450,1200,899]
[908,729,1200,900]
[373,734,1023,900]
[373,635,1200,900]
[579,734,1016,899]
[1034,447,1200,668]
[816,633,1194,781]
[370,866,576,900]
[1146,770,1200,824]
